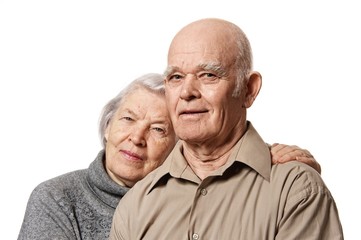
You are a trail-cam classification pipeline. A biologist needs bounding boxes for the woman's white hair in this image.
[98,73,165,147]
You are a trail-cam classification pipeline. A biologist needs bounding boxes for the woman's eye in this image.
[121,116,133,121]
[152,127,165,134]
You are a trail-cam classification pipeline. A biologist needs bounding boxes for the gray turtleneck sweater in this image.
[18,150,129,240]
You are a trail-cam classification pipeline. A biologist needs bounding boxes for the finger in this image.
[278,148,309,162]
[270,143,279,148]
[270,143,289,158]
[295,156,321,174]
[272,144,301,161]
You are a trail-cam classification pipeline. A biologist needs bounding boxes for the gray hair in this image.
[229,23,253,97]
[98,73,165,147]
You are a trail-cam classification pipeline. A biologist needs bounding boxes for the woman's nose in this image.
[129,127,147,147]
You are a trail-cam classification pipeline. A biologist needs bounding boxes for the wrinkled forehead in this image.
[118,88,168,116]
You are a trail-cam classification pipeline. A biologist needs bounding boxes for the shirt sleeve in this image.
[276,171,344,240]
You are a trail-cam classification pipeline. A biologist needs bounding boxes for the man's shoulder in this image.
[271,161,322,181]
[270,161,332,203]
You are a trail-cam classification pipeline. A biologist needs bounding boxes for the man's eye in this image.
[205,73,216,78]
[198,72,219,82]
[200,72,217,79]
[168,74,183,81]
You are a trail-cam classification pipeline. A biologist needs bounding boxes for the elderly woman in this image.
[18,73,320,239]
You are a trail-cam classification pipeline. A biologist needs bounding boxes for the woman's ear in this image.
[243,71,262,108]
[104,124,110,142]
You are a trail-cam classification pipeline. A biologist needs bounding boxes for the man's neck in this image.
[182,122,248,180]
[183,146,233,180]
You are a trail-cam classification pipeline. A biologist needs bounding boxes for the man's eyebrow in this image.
[163,66,178,78]
[164,62,227,78]
[198,62,227,77]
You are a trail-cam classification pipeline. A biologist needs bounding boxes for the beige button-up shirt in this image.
[110,122,343,240]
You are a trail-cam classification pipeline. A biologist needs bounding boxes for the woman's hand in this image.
[270,143,321,174]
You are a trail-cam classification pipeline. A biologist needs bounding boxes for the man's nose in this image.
[180,74,201,100]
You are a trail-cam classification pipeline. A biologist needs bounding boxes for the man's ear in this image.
[243,71,262,108]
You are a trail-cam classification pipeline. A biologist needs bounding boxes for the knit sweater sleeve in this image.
[18,178,81,240]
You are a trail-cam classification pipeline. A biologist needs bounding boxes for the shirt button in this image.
[192,233,199,239]
[200,188,207,196]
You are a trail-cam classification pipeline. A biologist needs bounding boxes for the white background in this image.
[1,0,359,239]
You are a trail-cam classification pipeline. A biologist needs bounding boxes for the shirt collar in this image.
[230,122,271,181]
[147,121,271,193]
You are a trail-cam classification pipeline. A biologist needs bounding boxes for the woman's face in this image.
[104,88,176,187]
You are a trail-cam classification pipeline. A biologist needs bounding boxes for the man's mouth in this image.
[179,109,208,115]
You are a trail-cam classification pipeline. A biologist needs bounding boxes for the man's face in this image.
[164,25,245,144]
[104,88,176,187]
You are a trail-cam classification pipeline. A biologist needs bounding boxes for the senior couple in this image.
[19,18,342,239]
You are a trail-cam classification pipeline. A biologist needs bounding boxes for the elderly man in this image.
[110,18,343,239]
